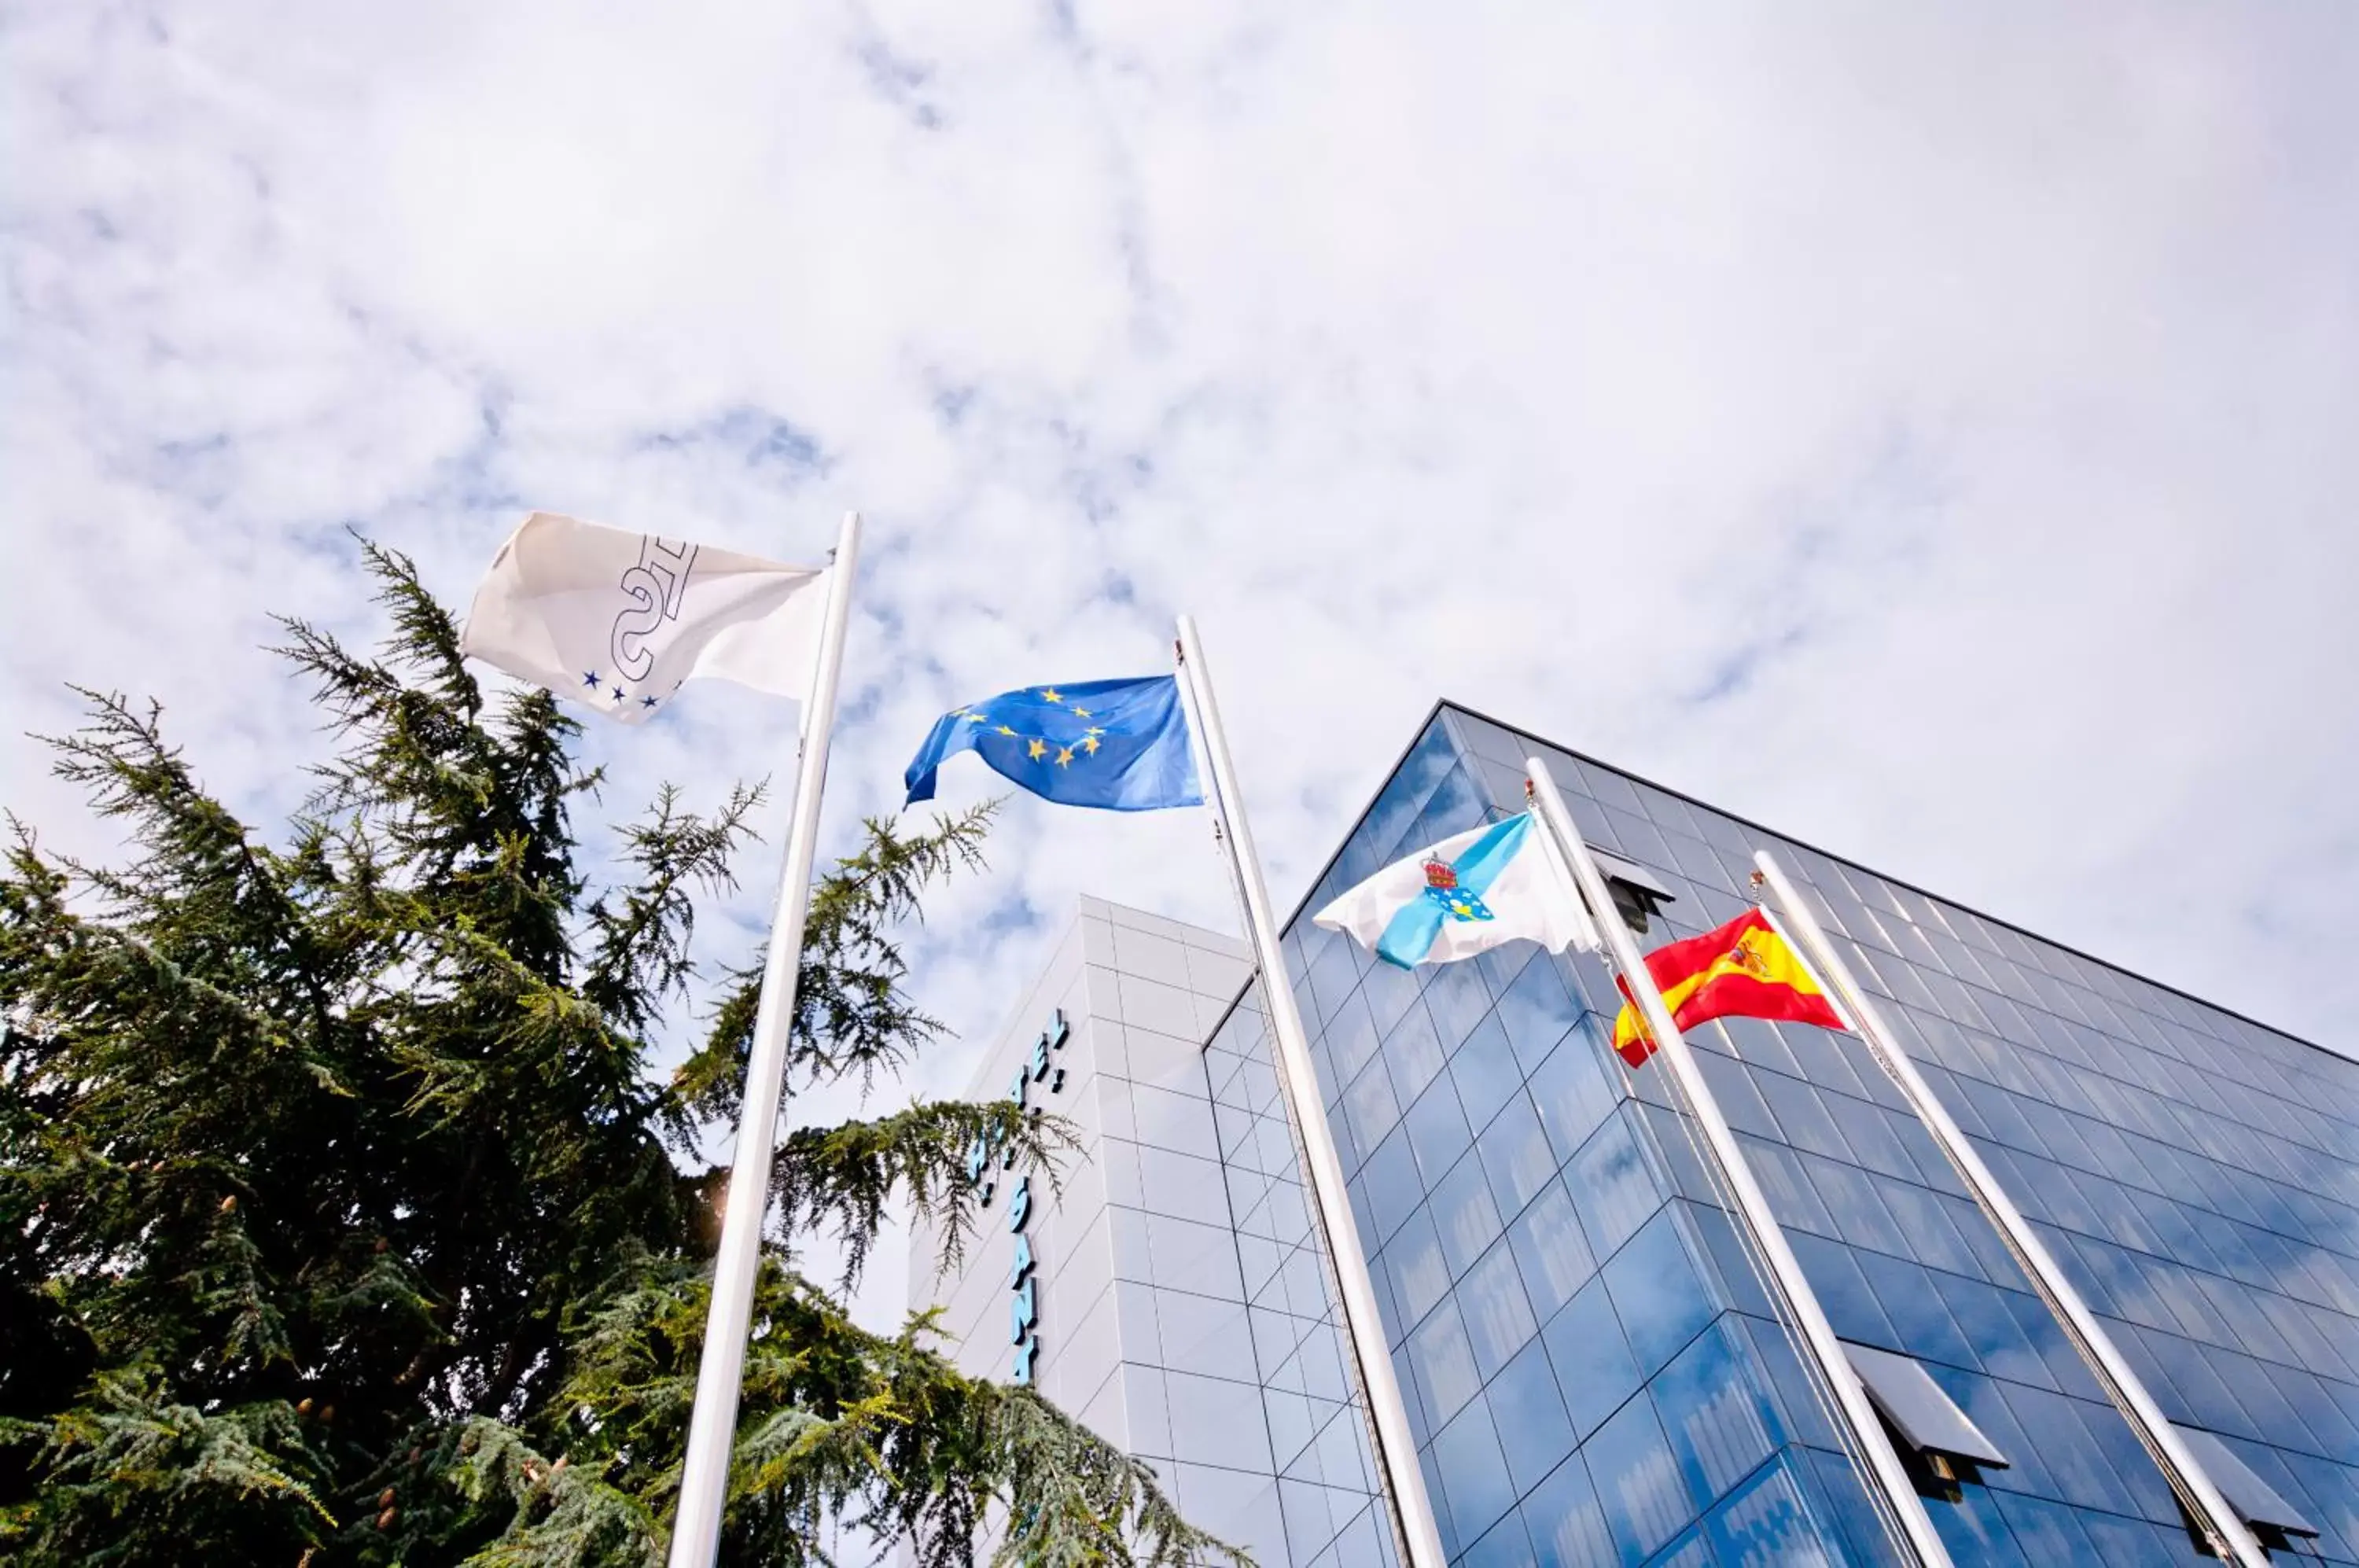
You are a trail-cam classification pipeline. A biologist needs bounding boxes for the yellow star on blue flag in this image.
[903,675,1202,812]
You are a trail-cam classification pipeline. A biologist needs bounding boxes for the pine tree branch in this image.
[768,1099,1074,1288]
[582,782,764,1033]
[668,805,996,1136]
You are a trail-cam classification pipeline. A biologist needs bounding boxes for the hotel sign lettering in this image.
[967,1008,1067,1386]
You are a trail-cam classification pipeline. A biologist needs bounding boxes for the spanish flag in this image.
[1612,908,1844,1068]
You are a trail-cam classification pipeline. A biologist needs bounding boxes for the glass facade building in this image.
[913,701,2358,1568]
[1277,704,2359,1567]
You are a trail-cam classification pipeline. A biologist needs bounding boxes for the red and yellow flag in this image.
[1612,908,1843,1067]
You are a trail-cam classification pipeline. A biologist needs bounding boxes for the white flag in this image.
[459,512,828,725]
[1314,812,1599,970]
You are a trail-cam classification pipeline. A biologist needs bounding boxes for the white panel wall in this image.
[907,896,1383,1568]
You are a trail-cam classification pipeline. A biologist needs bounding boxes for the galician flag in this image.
[1315,812,1599,970]
[460,512,829,724]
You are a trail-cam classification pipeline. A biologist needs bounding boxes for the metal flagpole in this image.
[667,511,863,1568]
[1522,760,1955,1568]
[1750,850,2273,1568]
[1172,617,1449,1568]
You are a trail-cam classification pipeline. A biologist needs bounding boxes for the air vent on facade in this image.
[1592,846,1675,934]
[1842,1341,2008,1486]
[2171,1424,2320,1544]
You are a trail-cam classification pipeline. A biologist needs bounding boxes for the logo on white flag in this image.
[460,511,829,727]
[610,536,701,683]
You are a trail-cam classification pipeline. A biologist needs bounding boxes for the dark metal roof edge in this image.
[1277,696,2345,1071]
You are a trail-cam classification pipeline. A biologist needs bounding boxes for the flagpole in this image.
[1750,852,2273,1568]
[1522,760,1955,1568]
[668,511,863,1568]
[1172,617,1449,1568]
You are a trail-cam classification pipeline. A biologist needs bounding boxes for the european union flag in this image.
[904,675,1204,812]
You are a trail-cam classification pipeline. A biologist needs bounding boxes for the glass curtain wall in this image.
[1272,705,2359,1568]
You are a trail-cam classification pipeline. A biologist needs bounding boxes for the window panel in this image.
[1584,1393,1697,1565]
[1780,1022,1870,1103]
[2062,1396,2181,1526]
[1323,985,1384,1096]
[1356,719,1462,860]
[1451,1013,1525,1133]
[1923,1364,2049,1501]
[1565,1109,1662,1261]
[1408,1295,1482,1428]
[1306,928,1363,1030]
[1342,1053,1403,1168]
[1736,1133,1838,1238]
[1794,1445,1910,1568]
[1461,1239,1537,1380]
[1701,1455,1840,1568]
[1823,1095,1925,1186]
[1786,1234,1899,1349]
[1528,1025,1620,1169]
[1522,1452,1617,1568]
[1991,1382,2136,1513]
[1383,1209,1453,1338]
[2002,1286,2108,1401]
[1842,1341,2008,1467]
[1507,1179,1595,1322]
[1692,1051,1783,1142]
[1922,1481,2034,1568]
[1489,1336,1577,1500]
[1852,1250,1983,1374]
[1360,954,1423,1040]
[1478,1094,1557,1220]
[1754,1072,1856,1165]
[1360,1125,1425,1246]
[1800,1152,1912,1260]
[1935,1275,2055,1392]
[1987,1490,2100,1562]
[1540,1276,1642,1438]
[1462,1511,1537,1568]
[1404,1075,1475,1187]
[1938,1190,2027,1285]
[1431,1153,1506,1279]
[1495,955,1584,1080]
[1433,1395,1519,1545]
[1383,997,1449,1108]
[2259,1355,2359,1461]
[1424,958,1495,1055]
[1656,1322,1782,1504]
[1719,1014,1805,1080]
[1873,1178,1983,1279]
[1682,1200,1776,1320]
[1602,1208,1716,1378]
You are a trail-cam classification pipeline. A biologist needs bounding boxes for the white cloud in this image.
[8,0,2358,1351]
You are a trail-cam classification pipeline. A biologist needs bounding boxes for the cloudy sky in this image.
[9,1,2358,1326]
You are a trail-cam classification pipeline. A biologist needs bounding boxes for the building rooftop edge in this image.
[1279,696,2352,1071]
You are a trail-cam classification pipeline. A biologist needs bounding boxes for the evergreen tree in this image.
[0,543,1233,1568]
